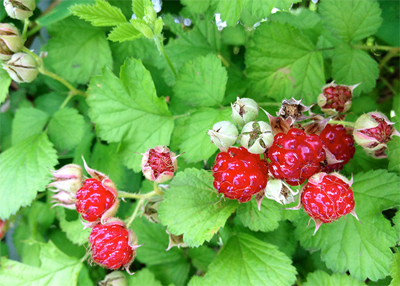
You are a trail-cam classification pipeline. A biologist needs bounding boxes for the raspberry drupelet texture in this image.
[320,124,355,173]
[322,85,352,112]
[268,128,326,186]
[212,147,268,203]
[89,221,135,270]
[141,146,178,183]
[300,173,356,234]
[76,178,116,222]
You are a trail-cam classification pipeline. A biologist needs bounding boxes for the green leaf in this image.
[44,16,113,85]
[47,108,85,150]
[125,268,162,286]
[202,233,297,286]
[295,170,400,281]
[108,22,142,42]
[216,0,245,27]
[34,92,75,116]
[319,0,382,43]
[36,0,95,26]
[70,0,126,26]
[54,207,91,246]
[388,137,400,175]
[0,241,83,286]
[394,211,400,243]
[391,252,400,286]
[237,197,282,232]
[148,260,191,286]
[49,229,86,259]
[158,168,239,247]
[11,107,50,145]
[244,0,302,20]
[0,68,11,105]
[0,133,58,220]
[172,108,231,163]
[304,270,367,286]
[0,111,12,152]
[260,220,297,258]
[342,146,388,176]
[88,58,174,172]
[174,54,227,107]
[332,45,379,96]
[188,246,216,272]
[188,276,205,286]
[246,21,324,104]
[181,0,210,14]
[132,0,151,20]
[376,0,400,46]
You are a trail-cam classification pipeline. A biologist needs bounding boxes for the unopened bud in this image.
[141,146,178,183]
[3,52,39,83]
[208,121,238,151]
[240,121,273,154]
[231,97,259,128]
[318,81,358,115]
[4,0,36,20]
[99,271,128,286]
[0,23,24,61]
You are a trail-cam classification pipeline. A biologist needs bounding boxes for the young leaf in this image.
[0,68,11,104]
[172,108,231,163]
[87,58,174,172]
[12,107,50,145]
[47,108,85,150]
[125,268,162,286]
[0,241,83,286]
[174,54,227,107]
[132,0,152,21]
[0,133,58,220]
[304,270,367,286]
[236,197,282,232]
[332,45,379,96]
[216,0,245,27]
[319,0,382,43]
[245,21,324,104]
[158,168,239,247]
[202,233,297,286]
[70,0,127,26]
[390,252,400,286]
[108,22,142,42]
[44,17,113,85]
[295,170,400,281]
[54,208,91,246]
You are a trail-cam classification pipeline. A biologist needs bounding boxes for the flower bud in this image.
[265,179,299,205]
[0,23,24,61]
[240,121,274,154]
[3,52,39,83]
[0,219,9,240]
[99,271,128,286]
[144,5,157,24]
[4,0,36,20]
[353,112,400,158]
[208,121,238,151]
[277,98,313,125]
[141,146,178,183]
[231,97,259,128]
[318,81,359,115]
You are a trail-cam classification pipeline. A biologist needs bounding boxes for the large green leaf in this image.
[0,68,11,105]
[158,168,239,247]
[174,54,227,108]
[172,108,231,163]
[44,16,113,85]
[295,170,400,281]
[181,0,210,14]
[216,0,245,27]
[125,268,162,286]
[0,133,58,219]
[202,233,297,286]
[0,241,82,286]
[304,270,367,286]
[245,21,324,104]
[244,0,302,20]
[54,208,90,246]
[319,0,382,43]
[87,58,174,172]
[388,136,400,176]
[70,0,126,26]
[391,252,400,286]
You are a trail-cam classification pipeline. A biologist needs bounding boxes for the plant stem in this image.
[218,54,230,68]
[126,198,145,228]
[154,35,178,78]
[353,44,398,52]
[26,25,42,37]
[173,112,191,120]
[22,19,30,40]
[118,190,159,200]
[80,251,90,263]
[329,120,355,127]
[59,93,75,110]
[22,47,87,97]
[380,76,399,97]
[379,47,400,70]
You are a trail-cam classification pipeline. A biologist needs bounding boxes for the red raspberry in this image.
[76,178,116,222]
[320,124,355,172]
[0,219,9,240]
[268,128,326,186]
[141,146,178,183]
[212,147,268,203]
[301,173,355,228]
[89,220,135,270]
[358,114,392,149]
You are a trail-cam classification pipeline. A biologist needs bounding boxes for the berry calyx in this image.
[268,128,326,186]
[300,172,357,234]
[89,219,139,272]
[76,178,117,222]
[141,146,178,183]
[320,124,355,172]
[212,147,268,203]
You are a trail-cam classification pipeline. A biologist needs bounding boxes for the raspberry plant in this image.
[0,0,399,285]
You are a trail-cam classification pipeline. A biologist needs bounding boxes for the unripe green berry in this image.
[240,121,273,154]
[0,23,24,61]
[208,121,238,152]
[231,97,259,128]
[3,52,39,83]
[4,0,36,20]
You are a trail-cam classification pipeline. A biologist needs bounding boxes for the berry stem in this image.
[126,198,145,228]
[26,24,42,37]
[328,120,355,127]
[80,251,90,263]
[353,44,399,52]
[118,190,159,200]
[22,19,30,41]
[153,35,178,79]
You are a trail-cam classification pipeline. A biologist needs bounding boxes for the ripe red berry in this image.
[301,173,356,234]
[141,146,178,183]
[268,128,326,186]
[212,147,268,203]
[89,220,136,270]
[76,178,116,222]
[320,124,355,172]
[322,85,351,112]
[0,219,9,240]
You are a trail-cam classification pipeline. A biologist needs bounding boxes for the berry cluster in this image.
[209,82,399,233]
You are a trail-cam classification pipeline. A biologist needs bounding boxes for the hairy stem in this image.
[22,19,30,40]
[154,35,178,78]
[118,190,159,200]
[126,198,145,228]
